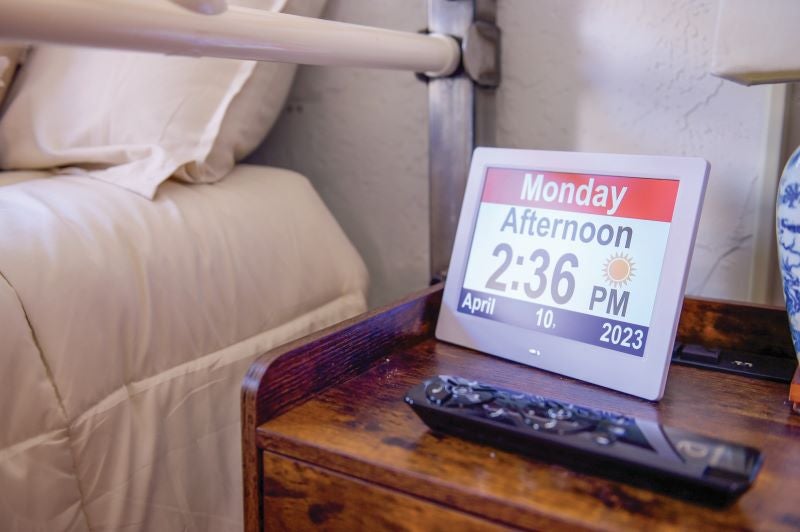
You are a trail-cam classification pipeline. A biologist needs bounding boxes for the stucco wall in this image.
[250,0,773,308]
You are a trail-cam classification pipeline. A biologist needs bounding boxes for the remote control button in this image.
[486,406,509,420]
[547,407,573,420]
[445,389,495,408]
[425,381,451,405]
[521,400,549,418]
[550,419,595,435]
[675,439,711,460]
[526,418,559,431]
[521,408,547,423]
[593,433,616,446]
[447,376,496,392]
[485,405,505,417]
[607,425,627,436]
[482,404,525,426]
[604,413,633,426]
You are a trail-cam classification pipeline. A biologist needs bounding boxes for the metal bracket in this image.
[463,20,500,87]
[416,17,500,88]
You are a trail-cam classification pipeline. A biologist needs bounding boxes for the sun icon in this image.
[603,253,635,287]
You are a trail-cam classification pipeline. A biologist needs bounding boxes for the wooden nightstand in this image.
[242,285,800,531]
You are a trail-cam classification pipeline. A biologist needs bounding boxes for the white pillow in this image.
[0,0,326,199]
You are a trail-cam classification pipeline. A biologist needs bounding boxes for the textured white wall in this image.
[250,0,773,307]
[248,1,428,308]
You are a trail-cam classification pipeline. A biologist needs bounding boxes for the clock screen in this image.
[459,167,679,356]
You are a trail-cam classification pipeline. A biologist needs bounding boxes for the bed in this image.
[0,1,371,530]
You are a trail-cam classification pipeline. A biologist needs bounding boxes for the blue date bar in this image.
[458,288,648,357]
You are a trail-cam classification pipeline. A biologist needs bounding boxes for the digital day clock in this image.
[436,148,709,400]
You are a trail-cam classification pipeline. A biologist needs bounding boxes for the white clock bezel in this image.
[436,147,709,401]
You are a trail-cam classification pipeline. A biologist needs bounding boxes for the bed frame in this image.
[0,0,499,282]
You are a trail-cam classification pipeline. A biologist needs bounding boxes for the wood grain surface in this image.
[258,340,799,531]
[244,286,799,531]
[242,285,441,532]
[677,297,793,357]
[263,451,512,531]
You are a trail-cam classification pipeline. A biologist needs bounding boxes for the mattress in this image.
[0,165,368,531]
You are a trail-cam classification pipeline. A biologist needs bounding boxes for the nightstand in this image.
[242,284,800,531]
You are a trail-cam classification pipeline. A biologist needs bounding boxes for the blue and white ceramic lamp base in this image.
[776,145,800,364]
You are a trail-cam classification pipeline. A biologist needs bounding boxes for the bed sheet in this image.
[0,164,368,530]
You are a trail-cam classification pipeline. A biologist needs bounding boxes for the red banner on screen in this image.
[481,167,679,222]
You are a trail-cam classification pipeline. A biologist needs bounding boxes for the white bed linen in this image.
[0,165,368,530]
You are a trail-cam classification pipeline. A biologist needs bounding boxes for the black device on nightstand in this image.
[405,375,763,505]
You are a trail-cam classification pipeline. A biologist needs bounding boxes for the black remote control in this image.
[404,375,763,505]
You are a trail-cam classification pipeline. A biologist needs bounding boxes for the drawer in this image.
[262,451,510,531]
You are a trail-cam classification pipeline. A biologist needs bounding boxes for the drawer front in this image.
[262,451,510,531]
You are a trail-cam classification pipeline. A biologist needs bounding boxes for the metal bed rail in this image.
[0,0,461,77]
